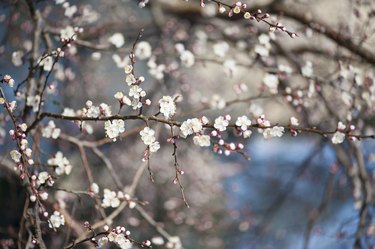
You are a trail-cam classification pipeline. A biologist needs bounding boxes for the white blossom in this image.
[140,127,156,145]
[135,41,152,60]
[213,41,229,57]
[99,103,112,117]
[102,189,121,208]
[243,130,252,138]
[214,116,229,131]
[179,118,203,138]
[42,120,61,139]
[129,85,145,99]
[108,33,125,48]
[125,74,136,85]
[302,61,313,78]
[112,54,129,68]
[64,4,77,18]
[60,26,75,41]
[236,116,251,131]
[210,94,226,109]
[193,135,211,147]
[180,50,195,68]
[47,151,72,175]
[12,51,24,67]
[26,95,40,112]
[10,150,21,163]
[149,141,160,153]
[85,105,100,118]
[151,236,165,246]
[290,117,299,126]
[90,183,99,194]
[62,108,75,116]
[263,126,284,139]
[223,59,236,77]
[337,121,346,130]
[38,171,49,185]
[104,120,125,141]
[271,126,284,137]
[148,58,165,80]
[254,44,269,57]
[159,96,176,119]
[263,73,279,94]
[49,211,65,229]
[332,131,345,144]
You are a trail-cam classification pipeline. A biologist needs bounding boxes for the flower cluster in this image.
[97,226,134,249]
[214,115,230,131]
[9,123,35,178]
[159,96,176,119]
[101,189,135,209]
[179,118,203,138]
[42,120,61,139]
[175,43,195,68]
[140,127,160,153]
[135,41,152,60]
[49,211,65,229]
[332,122,347,144]
[104,119,125,141]
[193,135,211,147]
[47,151,72,175]
[82,101,112,118]
[123,65,149,110]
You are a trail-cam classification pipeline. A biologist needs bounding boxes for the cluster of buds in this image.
[228,2,248,17]
[213,139,247,158]
[9,123,34,179]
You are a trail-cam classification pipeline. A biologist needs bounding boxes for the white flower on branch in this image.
[102,189,121,208]
[129,85,145,99]
[159,96,176,119]
[37,171,49,185]
[140,127,156,145]
[60,25,75,41]
[332,131,345,144]
[180,118,203,138]
[263,126,284,139]
[26,95,40,112]
[42,120,61,139]
[47,151,72,175]
[290,117,299,126]
[49,211,65,229]
[10,150,21,163]
[193,135,211,147]
[236,116,251,131]
[149,141,160,153]
[104,120,125,141]
[214,116,229,131]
